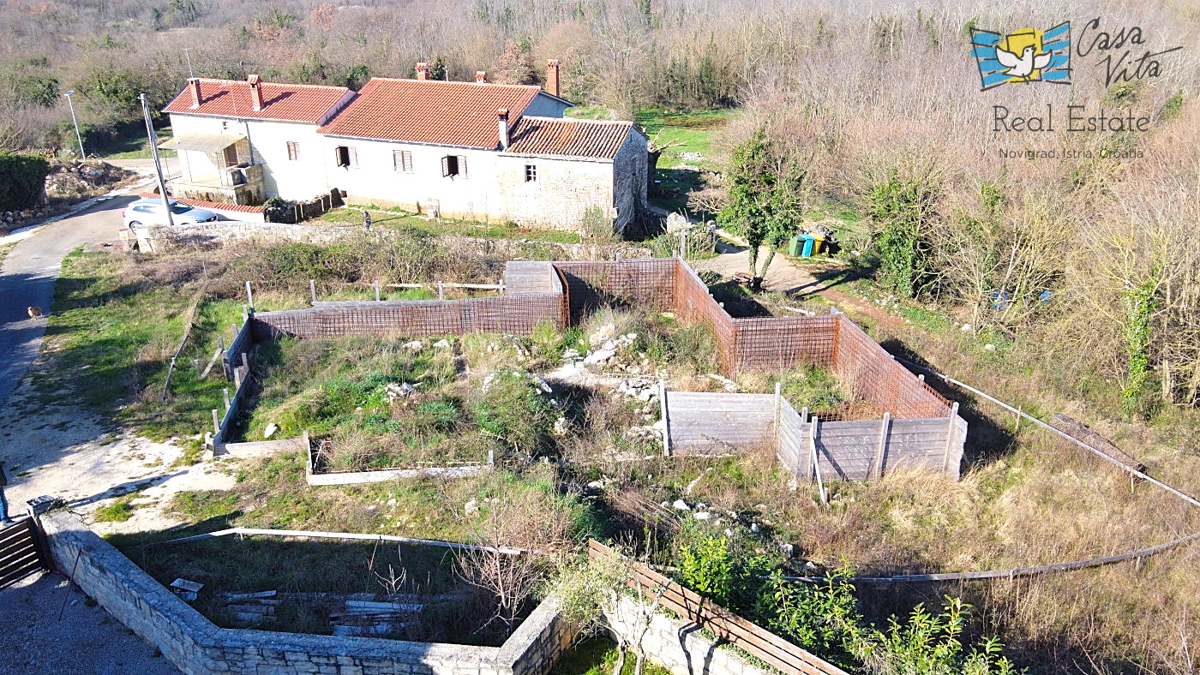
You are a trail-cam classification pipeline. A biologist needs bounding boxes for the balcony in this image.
[160,133,266,206]
[169,164,265,206]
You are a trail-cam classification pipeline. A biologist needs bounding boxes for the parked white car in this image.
[122,198,218,228]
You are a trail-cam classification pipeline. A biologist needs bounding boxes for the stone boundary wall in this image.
[40,511,576,675]
[131,220,652,261]
[603,596,772,675]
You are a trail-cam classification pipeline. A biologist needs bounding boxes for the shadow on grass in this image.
[111,519,517,646]
[879,337,1018,469]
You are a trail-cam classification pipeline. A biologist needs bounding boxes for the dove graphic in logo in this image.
[972,23,1072,90]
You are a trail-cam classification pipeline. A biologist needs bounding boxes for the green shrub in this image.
[865,164,941,298]
[0,151,50,210]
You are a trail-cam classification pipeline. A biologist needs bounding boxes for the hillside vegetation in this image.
[17,1,1200,672]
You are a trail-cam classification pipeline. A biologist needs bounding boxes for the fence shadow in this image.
[879,337,1018,467]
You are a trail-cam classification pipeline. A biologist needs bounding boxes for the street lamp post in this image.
[64,90,85,159]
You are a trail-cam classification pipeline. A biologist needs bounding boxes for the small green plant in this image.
[849,597,1021,675]
[94,495,137,522]
[1159,92,1184,120]
[1122,277,1158,419]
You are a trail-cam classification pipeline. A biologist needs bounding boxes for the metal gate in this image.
[0,517,50,589]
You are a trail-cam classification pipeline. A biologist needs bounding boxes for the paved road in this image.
[0,196,131,405]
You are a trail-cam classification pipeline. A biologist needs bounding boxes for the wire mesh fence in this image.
[247,257,952,422]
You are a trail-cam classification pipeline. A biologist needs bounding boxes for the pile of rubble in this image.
[44,160,134,201]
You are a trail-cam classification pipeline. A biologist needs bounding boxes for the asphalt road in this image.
[0,196,132,405]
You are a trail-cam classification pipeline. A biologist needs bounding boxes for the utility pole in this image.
[63,90,85,159]
[140,93,174,227]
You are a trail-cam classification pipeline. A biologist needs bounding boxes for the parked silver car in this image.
[122,198,218,228]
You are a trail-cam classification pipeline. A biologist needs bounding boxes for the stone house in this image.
[161,62,649,231]
[161,77,355,204]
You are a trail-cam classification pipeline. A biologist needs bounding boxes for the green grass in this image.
[635,109,738,170]
[96,125,177,160]
[551,636,673,675]
[319,207,584,244]
[0,243,14,265]
[94,495,137,522]
[636,108,737,217]
[42,249,252,439]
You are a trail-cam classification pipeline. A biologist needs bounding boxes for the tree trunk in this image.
[647,150,662,197]
[612,646,626,675]
[754,245,778,293]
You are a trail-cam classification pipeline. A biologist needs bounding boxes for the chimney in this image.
[187,78,202,109]
[497,109,510,150]
[248,74,263,111]
[415,62,429,81]
[475,71,487,84]
[546,59,560,98]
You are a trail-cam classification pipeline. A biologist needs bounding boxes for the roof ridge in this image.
[366,76,543,90]
[521,116,634,125]
[192,78,350,92]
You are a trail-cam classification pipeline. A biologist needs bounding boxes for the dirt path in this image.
[689,231,902,330]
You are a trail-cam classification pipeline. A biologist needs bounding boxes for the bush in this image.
[0,151,50,210]
[865,163,941,299]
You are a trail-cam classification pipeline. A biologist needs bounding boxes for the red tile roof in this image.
[318,78,544,148]
[164,79,351,124]
[505,117,637,160]
[139,194,265,213]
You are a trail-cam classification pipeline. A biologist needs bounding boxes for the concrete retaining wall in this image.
[40,511,575,675]
[603,596,771,675]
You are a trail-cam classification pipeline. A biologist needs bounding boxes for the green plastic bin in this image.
[790,234,817,257]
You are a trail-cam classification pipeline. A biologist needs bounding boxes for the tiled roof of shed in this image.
[317,78,542,148]
[164,79,350,123]
[504,117,636,160]
[138,194,266,213]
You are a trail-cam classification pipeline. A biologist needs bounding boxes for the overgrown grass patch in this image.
[42,249,237,437]
[318,206,583,244]
[94,494,138,522]
[245,335,570,471]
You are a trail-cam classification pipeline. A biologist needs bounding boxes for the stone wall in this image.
[603,596,773,675]
[132,220,652,262]
[40,511,575,675]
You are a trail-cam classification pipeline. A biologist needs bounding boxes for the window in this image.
[441,155,467,178]
[524,164,537,182]
[393,150,413,173]
[335,145,357,168]
[287,141,300,161]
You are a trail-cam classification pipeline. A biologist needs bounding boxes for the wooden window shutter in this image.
[402,151,413,173]
[441,156,451,177]
[348,147,358,168]
[457,155,467,178]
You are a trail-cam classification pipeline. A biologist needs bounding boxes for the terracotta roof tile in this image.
[164,79,351,124]
[139,194,265,213]
[505,117,637,160]
[318,78,543,148]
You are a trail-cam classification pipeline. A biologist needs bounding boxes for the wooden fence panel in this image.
[588,540,850,675]
[664,392,965,481]
[666,392,776,454]
[0,518,49,589]
[776,399,806,475]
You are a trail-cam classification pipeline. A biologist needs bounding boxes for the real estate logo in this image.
[971,22,1072,90]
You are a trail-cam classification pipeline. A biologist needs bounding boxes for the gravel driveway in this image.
[0,571,180,675]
